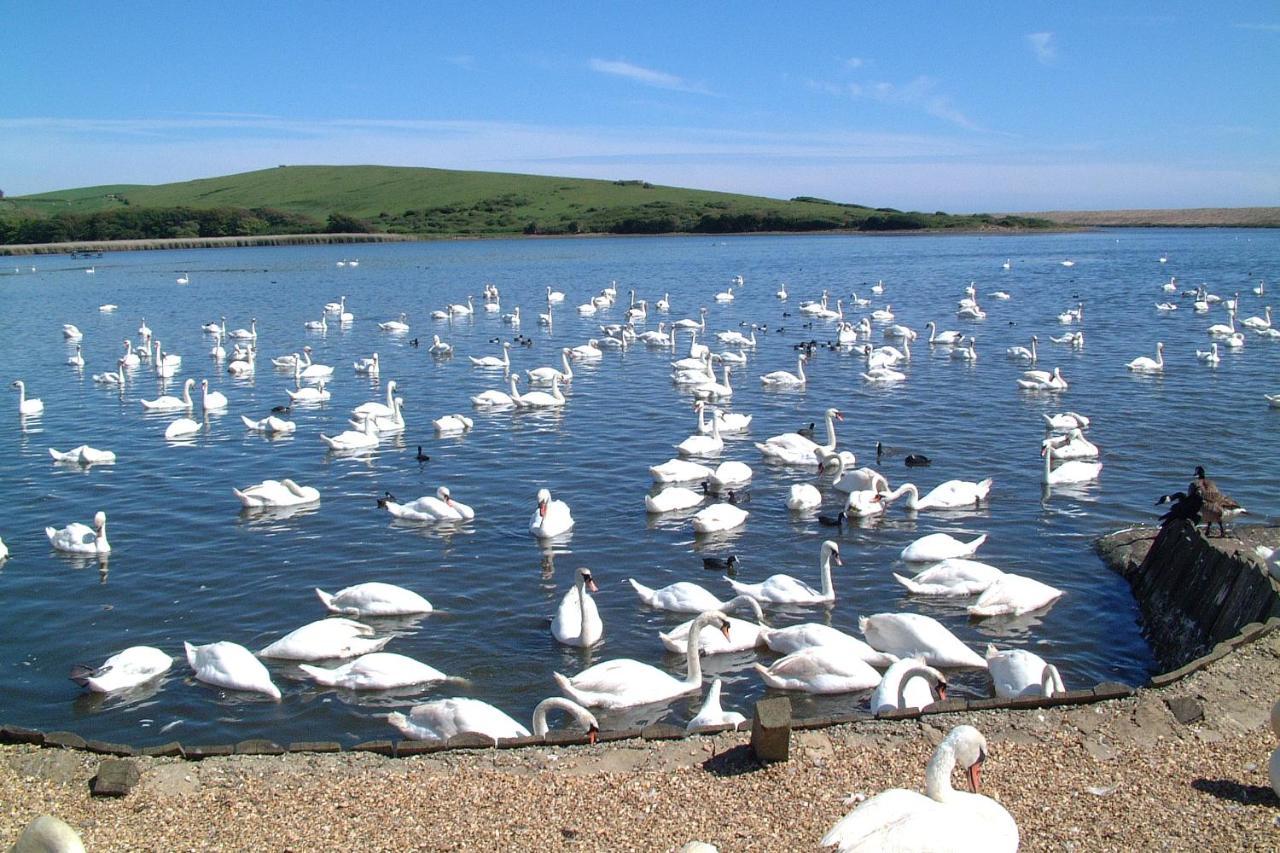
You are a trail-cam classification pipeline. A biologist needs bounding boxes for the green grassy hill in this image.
[1,165,1049,244]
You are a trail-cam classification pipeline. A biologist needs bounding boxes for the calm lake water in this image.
[1,229,1276,746]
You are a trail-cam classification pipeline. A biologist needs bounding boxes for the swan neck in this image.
[685,614,717,686]
[895,665,939,708]
[923,740,959,802]
[531,697,592,736]
[819,549,835,598]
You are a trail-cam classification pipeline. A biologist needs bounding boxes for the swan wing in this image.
[860,613,987,669]
[967,573,1063,617]
[821,789,939,852]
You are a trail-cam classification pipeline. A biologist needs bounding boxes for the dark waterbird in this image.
[702,554,740,573]
[271,404,292,415]
[905,454,932,468]
[818,510,846,528]
[415,446,431,463]
[724,489,750,505]
[1155,491,1201,526]
[376,491,398,508]
[797,422,817,439]
[1189,465,1244,537]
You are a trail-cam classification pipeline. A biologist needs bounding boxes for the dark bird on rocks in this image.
[1155,491,1202,527]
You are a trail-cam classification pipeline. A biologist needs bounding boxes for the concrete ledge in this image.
[141,742,185,758]
[352,740,396,756]
[287,741,341,753]
[0,725,45,745]
[235,739,285,756]
[641,724,685,741]
[184,744,234,760]
[85,740,137,757]
[43,732,86,750]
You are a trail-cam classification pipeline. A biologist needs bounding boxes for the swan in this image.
[527,348,573,384]
[272,350,305,369]
[209,335,227,361]
[93,360,126,387]
[319,416,380,452]
[350,395,405,434]
[200,379,228,412]
[45,511,110,556]
[70,646,172,693]
[1156,301,1179,312]
[1126,341,1165,372]
[1041,444,1102,484]
[259,617,389,660]
[120,340,142,368]
[900,532,988,563]
[821,724,1018,852]
[469,341,511,369]
[304,313,328,332]
[233,478,319,508]
[514,375,566,409]
[694,400,751,434]
[758,623,896,667]
[650,458,714,483]
[388,696,598,745]
[1242,305,1272,330]
[433,413,474,433]
[226,348,255,377]
[1042,411,1090,431]
[1016,366,1067,390]
[11,380,44,416]
[227,318,257,340]
[862,365,906,383]
[553,567,603,648]
[870,304,894,323]
[153,341,182,377]
[67,344,85,367]
[967,572,1064,617]
[1207,311,1237,337]
[1196,343,1221,364]
[686,679,746,731]
[893,558,1006,597]
[1042,427,1099,460]
[570,339,604,361]
[240,414,296,433]
[786,483,822,510]
[629,578,736,614]
[203,316,227,335]
[48,445,116,465]
[286,376,330,404]
[876,478,992,511]
[885,323,917,341]
[378,313,410,333]
[554,610,731,709]
[756,644,882,694]
[716,327,756,347]
[870,657,948,714]
[353,353,380,375]
[726,540,840,605]
[691,364,733,400]
[164,417,201,439]
[471,374,521,408]
[707,460,753,491]
[760,354,807,387]
[300,652,447,690]
[545,285,566,304]
[659,595,765,655]
[691,501,748,533]
[859,613,987,668]
[448,295,474,316]
[645,485,705,513]
[756,407,842,465]
[1006,336,1037,362]
[677,412,723,457]
[530,487,574,539]
[819,453,887,495]
[184,641,280,700]
[986,645,1065,699]
[951,337,978,361]
[925,321,964,346]
[429,335,453,356]
[100,303,117,312]
[317,582,432,616]
[62,323,83,340]
[298,352,334,382]
[673,307,708,331]
[715,286,735,303]
[384,486,475,522]
[352,380,398,419]
[1223,331,1246,348]
[140,378,196,412]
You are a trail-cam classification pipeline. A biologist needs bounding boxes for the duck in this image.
[233,478,320,508]
[299,652,447,690]
[46,511,110,555]
[876,478,993,511]
[859,612,987,668]
[786,483,823,510]
[553,567,603,648]
[893,558,1006,597]
[553,610,731,709]
[755,644,882,694]
[1126,341,1165,372]
[530,487,574,539]
[821,725,1018,852]
[258,617,389,661]
[433,413,475,433]
[69,646,172,693]
[1041,444,1102,484]
[985,645,1065,699]
[967,572,1065,617]
[726,540,840,605]
[899,532,988,563]
[701,554,740,573]
[755,407,842,465]
[650,458,714,484]
[870,656,948,714]
[11,380,44,416]
[691,501,748,534]
[48,445,116,465]
[384,486,475,522]
[184,640,280,699]
[644,486,705,513]
[388,696,598,745]
[686,679,746,731]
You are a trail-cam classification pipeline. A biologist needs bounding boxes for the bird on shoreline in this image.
[1189,466,1245,538]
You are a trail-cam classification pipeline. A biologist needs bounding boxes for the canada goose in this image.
[1155,491,1202,527]
[1189,466,1244,537]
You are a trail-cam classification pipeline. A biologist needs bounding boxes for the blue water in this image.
[1,229,1276,746]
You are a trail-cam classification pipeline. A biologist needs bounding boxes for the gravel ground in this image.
[3,634,1278,852]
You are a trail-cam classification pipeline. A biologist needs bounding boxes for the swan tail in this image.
[44,527,57,543]
[753,663,786,690]
[627,578,656,604]
[183,642,199,669]
[552,671,587,705]
[232,488,253,507]
[976,478,994,500]
[967,533,989,554]
[892,573,927,594]
[68,664,95,688]
[298,664,338,686]
[314,588,341,613]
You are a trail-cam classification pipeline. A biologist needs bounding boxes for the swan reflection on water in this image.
[238,503,321,527]
[72,677,167,715]
[50,551,110,583]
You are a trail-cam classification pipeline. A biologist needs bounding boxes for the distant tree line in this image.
[0,206,375,245]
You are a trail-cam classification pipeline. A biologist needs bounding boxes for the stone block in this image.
[352,739,397,756]
[91,758,140,797]
[641,724,685,741]
[963,697,1007,711]
[1092,682,1135,701]
[141,741,185,758]
[0,724,44,745]
[750,696,791,763]
[685,721,737,736]
[542,729,596,747]
[443,733,495,750]
[922,698,969,715]
[594,727,643,744]
[43,731,86,750]
[235,739,284,755]
[287,741,342,753]
[876,706,923,721]
[495,735,540,750]
[85,739,137,757]
[184,744,234,760]
[396,739,446,757]
[1165,696,1204,725]
[1042,688,1098,708]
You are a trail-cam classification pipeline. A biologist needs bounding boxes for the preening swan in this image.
[726,540,840,605]
[659,595,765,655]
[11,380,44,416]
[530,487,574,539]
[46,511,110,554]
[48,445,116,465]
[233,478,320,508]
[300,652,447,690]
[900,532,988,562]
[986,645,1065,699]
[240,414,296,434]
[756,407,842,465]
[756,644,881,694]
[553,610,731,709]
[859,612,987,668]
[650,458,713,484]
[686,679,746,731]
[387,696,598,745]
[870,656,948,714]
[876,478,993,511]
[70,646,172,693]
[967,572,1064,617]
[821,724,1019,852]
[690,501,748,533]
[317,582,432,617]
[384,486,475,522]
[1042,427,1099,460]
[433,413,474,433]
[185,640,281,699]
[893,558,1005,597]
[258,617,390,661]
[1043,410,1090,431]
[552,567,603,648]
[645,485,705,513]
[787,482,822,510]
[759,623,897,667]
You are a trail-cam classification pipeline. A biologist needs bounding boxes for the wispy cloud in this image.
[1027,32,1057,65]
[588,58,713,94]
[1233,22,1280,32]
[807,75,982,131]
[844,57,867,69]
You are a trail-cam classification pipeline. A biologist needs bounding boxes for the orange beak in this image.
[834,411,844,421]
[719,623,732,640]
[967,758,983,793]
[539,501,548,518]
[586,578,599,593]
[587,727,599,745]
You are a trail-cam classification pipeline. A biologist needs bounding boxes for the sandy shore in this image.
[3,629,1277,851]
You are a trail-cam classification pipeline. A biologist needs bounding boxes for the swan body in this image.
[1043,428,1099,460]
[234,478,319,508]
[1127,341,1165,372]
[46,511,110,554]
[448,296,474,316]
[1196,343,1221,364]
[227,318,257,340]
[691,502,748,533]
[353,353,380,375]
[1242,306,1272,330]
[286,378,330,403]
[11,380,44,415]
[240,414,296,434]
[821,454,887,494]
[727,540,839,604]
[786,483,822,510]
[515,376,566,409]
[429,335,453,356]
[645,486,704,513]
[678,413,723,457]
[650,458,714,484]
[379,313,410,332]
[926,321,965,345]
[1043,411,1090,431]
[870,657,948,714]
[300,652,446,690]
[316,582,432,617]
[756,645,882,694]
[304,314,328,332]
[48,445,117,465]
[758,623,897,667]
[259,617,389,661]
[351,381,398,419]
[821,725,1018,853]
[319,417,380,452]
[900,532,988,562]
[164,417,200,439]
[469,342,511,369]
[200,379,228,411]
[570,339,604,361]
[62,323,83,340]
[471,375,521,409]
[554,610,731,709]
[552,567,603,647]
[530,487,574,539]
[388,696,598,744]
[985,645,1065,699]
[708,460,753,490]
[659,596,765,655]
[862,366,906,383]
[184,641,280,699]
[686,679,746,730]
[893,558,1005,597]
[93,360,126,386]
[760,354,807,387]
[967,572,1064,617]
[756,408,842,465]
[72,646,172,693]
[1017,366,1068,390]
[691,364,733,400]
[1041,445,1102,484]
[385,486,475,522]
[695,401,752,434]
[859,612,987,668]
[67,344,85,367]
[877,479,992,511]
[101,303,117,311]
[433,413,474,433]
[1006,336,1038,362]
[629,578,731,614]
[527,349,574,384]
[226,348,255,377]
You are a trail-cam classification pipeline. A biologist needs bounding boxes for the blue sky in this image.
[3,2,1277,211]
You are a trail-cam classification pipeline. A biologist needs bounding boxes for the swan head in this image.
[93,511,107,530]
[437,486,453,504]
[825,408,844,421]
[577,567,598,593]
[944,725,989,792]
[820,540,842,565]
[536,487,552,515]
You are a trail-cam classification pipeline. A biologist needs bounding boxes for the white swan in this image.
[62,323,83,340]
[1042,428,1099,460]
[316,582,431,617]
[258,617,389,660]
[1016,366,1067,390]
[694,400,751,435]
[900,532,987,563]
[514,375,566,409]
[760,354,807,387]
[552,567,603,648]
[677,412,723,457]
[67,344,85,367]
[756,407,842,465]
[818,452,886,494]
[530,487,574,539]
[1242,305,1272,330]
[433,413,474,433]
[385,486,475,522]
[967,572,1064,617]
[184,640,280,699]
[304,313,328,332]
[861,365,906,384]
[758,623,896,667]
[869,657,948,714]
[1005,336,1037,362]
[659,595,765,655]
[527,348,573,384]
[645,485,705,513]
[876,478,993,511]
[650,458,713,484]
[726,540,840,605]
[351,380,397,419]
[200,379,228,412]
[300,652,447,690]
[353,352,380,375]
[93,360,126,386]
[12,380,44,415]
[1043,411,1090,431]
[319,416,380,452]
[1207,310,1237,338]
[471,374,521,408]
[233,478,319,508]
[48,445,116,465]
[629,578,734,614]
[286,375,330,404]
[388,696,598,745]
[691,501,748,534]
[985,645,1065,699]
[893,558,1005,597]
[925,321,965,346]
[226,348,255,377]
[379,312,410,333]
[351,395,405,434]
[691,364,733,400]
[46,511,110,555]
[227,318,257,340]
[821,724,1019,852]
[859,613,987,668]
[553,610,731,709]
[570,339,604,361]
[707,460,753,491]
[164,417,201,439]
[1196,343,1221,365]
[429,335,453,356]
[71,646,172,693]
[448,295,474,316]
[469,341,511,369]
[1041,444,1101,484]
[786,483,822,510]
[756,645,882,694]
[686,679,746,731]
[241,414,296,434]
[1127,341,1165,372]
